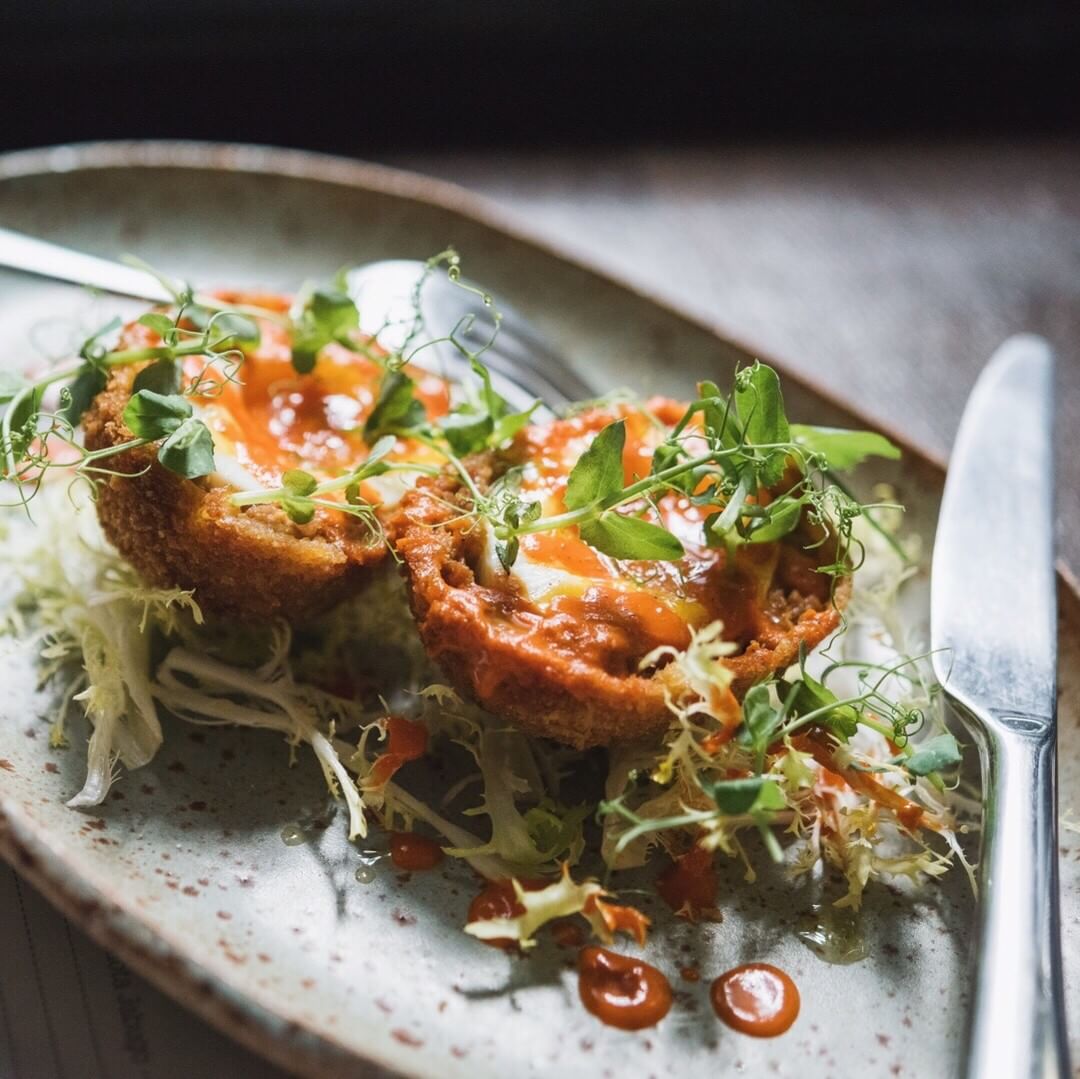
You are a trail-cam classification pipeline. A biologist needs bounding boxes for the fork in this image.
[0,227,593,409]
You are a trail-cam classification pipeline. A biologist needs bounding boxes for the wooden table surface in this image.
[397,137,1080,583]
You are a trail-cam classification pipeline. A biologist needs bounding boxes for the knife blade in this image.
[930,333,1056,719]
[930,334,1068,1079]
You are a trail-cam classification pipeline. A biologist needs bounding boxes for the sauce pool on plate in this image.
[467,878,549,950]
[389,832,444,871]
[577,946,673,1031]
[710,963,800,1037]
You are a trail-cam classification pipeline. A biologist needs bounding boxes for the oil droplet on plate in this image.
[795,903,868,965]
[280,824,306,846]
[355,865,377,884]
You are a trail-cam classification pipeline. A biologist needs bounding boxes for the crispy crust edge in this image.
[386,463,850,750]
[82,364,385,622]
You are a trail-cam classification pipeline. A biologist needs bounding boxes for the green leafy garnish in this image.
[157,417,215,479]
[735,683,784,769]
[363,371,426,441]
[579,513,684,561]
[290,289,359,374]
[485,360,903,575]
[122,390,193,440]
[122,390,214,479]
[783,669,859,740]
[132,359,182,396]
[733,361,789,486]
[904,733,961,777]
[564,420,627,510]
[790,425,901,471]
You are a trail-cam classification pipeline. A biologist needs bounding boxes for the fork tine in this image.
[347,259,595,408]
[428,283,594,403]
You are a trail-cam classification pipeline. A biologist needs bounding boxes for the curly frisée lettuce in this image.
[599,508,973,910]
[0,485,378,831]
[403,689,589,869]
[465,865,650,950]
[0,484,200,807]
[1,480,971,921]
[153,635,370,839]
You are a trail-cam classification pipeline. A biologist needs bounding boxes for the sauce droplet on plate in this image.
[390,832,444,871]
[578,946,673,1030]
[467,878,548,950]
[710,963,800,1037]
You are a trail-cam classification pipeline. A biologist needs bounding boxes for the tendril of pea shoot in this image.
[0,263,274,510]
[600,646,961,865]
[1,246,907,585]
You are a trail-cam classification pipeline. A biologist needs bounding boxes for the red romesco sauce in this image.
[389,832,444,871]
[467,878,549,950]
[366,716,428,788]
[577,947,673,1031]
[710,963,800,1037]
[655,846,718,919]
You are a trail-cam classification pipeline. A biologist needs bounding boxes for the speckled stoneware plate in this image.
[0,142,1076,1079]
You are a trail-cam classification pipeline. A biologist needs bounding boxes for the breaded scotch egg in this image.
[83,293,449,621]
[387,401,850,749]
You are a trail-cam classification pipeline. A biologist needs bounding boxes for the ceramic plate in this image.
[0,143,1075,1078]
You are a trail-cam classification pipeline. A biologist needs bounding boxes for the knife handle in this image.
[963,713,1070,1079]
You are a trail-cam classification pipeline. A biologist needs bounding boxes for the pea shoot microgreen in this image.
[290,288,361,374]
[0,290,263,508]
[229,434,408,534]
[600,644,960,867]
[478,359,901,572]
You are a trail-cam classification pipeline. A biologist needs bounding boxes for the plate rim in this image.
[0,139,1074,1079]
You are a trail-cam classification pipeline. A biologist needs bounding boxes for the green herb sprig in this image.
[484,360,900,569]
[599,649,961,865]
[0,280,275,509]
[229,434,422,533]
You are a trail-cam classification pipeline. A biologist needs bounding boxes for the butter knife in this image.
[931,335,1069,1078]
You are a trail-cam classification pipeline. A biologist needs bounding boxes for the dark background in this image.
[1,2,1078,151]
[0,2,1078,577]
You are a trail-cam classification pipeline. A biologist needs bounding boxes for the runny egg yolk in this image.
[493,400,782,660]
[171,299,449,499]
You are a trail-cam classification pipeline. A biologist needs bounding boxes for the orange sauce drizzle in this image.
[577,947,673,1031]
[710,963,800,1037]
[366,716,428,788]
